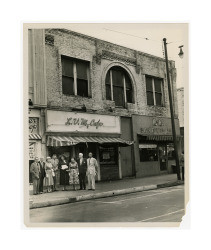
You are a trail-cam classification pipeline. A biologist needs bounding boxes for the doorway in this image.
[158,145,167,171]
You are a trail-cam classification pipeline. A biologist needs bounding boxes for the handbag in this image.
[61,165,68,170]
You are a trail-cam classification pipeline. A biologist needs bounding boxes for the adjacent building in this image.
[177,87,184,152]
[28,28,181,181]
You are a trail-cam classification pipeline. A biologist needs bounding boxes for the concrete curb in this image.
[30,181,184,209]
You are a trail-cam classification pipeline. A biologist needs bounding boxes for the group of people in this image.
[30,152,98,195]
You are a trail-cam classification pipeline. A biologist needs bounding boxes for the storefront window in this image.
[158,145,167,171]
[139,144,158,162]
[99,145,118,165]
[167,143,175,160]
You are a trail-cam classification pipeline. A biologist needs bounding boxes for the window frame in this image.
[145,75,164,107]
[61,55,91,98]
[139,143,159,162]
[105,67,134,107]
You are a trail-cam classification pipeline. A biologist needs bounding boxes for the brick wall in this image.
[45,28,178,119]
[177,87,184,127]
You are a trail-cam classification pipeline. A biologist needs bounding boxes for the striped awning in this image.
[145,135,180,141]
[29,134,42,140]
[47,136,133,147]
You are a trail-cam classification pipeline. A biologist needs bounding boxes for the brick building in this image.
[28,28,181,181]
[177,87,184,152]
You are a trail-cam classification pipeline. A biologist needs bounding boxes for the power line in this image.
[103,28,162,43]
[103,28,184,46]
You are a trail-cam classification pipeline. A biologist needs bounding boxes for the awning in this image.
[140,134,180,142]
[47,136,133,147]
[29,134,42,140]
[139,144,157,149]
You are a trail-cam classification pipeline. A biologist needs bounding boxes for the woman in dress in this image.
[68,157,79,191]
[44,156,54,193]
[59,155,69,191]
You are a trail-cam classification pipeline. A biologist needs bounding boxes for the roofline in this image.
[45,28,174,63]
[177,87,184,91]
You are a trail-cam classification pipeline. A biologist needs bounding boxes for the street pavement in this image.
[29,174,180,208]
[30,185,184,223]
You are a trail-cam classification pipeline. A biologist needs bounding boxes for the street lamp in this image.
[178,45,184,59]
[163,38,181,181]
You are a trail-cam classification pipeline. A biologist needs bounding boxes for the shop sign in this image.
[140,127,172,135]
[29,143,35,160]
[46,110,121,134]
[65,117,103,129]
[133,115,180,136]
[29,118,39,134]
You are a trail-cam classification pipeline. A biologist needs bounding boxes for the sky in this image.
[54,23,188,88]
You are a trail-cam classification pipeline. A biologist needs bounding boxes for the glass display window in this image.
[99,145,118,165]
[139,144,158,162]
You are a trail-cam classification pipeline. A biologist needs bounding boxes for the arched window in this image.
[105,66,133,107]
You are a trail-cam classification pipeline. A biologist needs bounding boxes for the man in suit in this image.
[39,157,46,194]
[30,157,40,195]
[77,153,87,190]
[87,152,98,191]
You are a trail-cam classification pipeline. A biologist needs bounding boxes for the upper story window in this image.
[145,76,164,106]
[105,66,134,108]
[61,56,90,97]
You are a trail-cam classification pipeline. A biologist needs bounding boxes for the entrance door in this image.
[87,143,97,159]
[120,117,134,177]
[121,147,133,177]
[158,145,167,171]
[75,144,87,159]
[99,144,119,181]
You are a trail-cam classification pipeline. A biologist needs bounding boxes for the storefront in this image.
[45,110,133,181]
[132,115,181,177]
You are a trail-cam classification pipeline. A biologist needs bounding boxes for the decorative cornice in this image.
[102,50,136,65]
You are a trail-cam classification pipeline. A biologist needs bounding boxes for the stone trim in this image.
[102,50,136,66]
[45,34,54,46]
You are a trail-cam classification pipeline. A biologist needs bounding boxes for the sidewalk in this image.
[29,174,184,209]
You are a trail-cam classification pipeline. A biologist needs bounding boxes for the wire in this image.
[104,28,184,46]
[103,28,162,43]
[167,40,183,45]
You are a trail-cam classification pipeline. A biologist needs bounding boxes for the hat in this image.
[46,156,51,160]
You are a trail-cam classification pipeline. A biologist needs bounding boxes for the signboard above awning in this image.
[47,135,133,147]
[139,144,157,149]
[46,110,121,134]
[139,134,180,142]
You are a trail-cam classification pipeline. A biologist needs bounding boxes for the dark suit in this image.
[39,161,46,193]
[30,162,40,195]
[77,158,87,190]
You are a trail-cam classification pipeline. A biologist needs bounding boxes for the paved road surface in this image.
[30,185,184,223]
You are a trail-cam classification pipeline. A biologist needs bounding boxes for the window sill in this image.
[63,94,92,99]
[147,105,165,108]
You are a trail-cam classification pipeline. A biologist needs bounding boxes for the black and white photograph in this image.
[24,23,188,226]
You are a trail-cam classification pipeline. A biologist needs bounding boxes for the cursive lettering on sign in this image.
[65,117,103,129]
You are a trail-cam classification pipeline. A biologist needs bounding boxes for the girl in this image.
[68,157,79,191]
[44,157,54,193]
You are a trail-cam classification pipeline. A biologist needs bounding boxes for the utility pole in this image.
[163,38,181,181]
